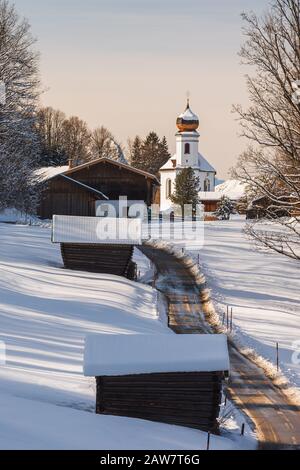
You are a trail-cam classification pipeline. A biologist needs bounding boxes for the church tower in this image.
[159,99,216,211]
[175,99,200,168]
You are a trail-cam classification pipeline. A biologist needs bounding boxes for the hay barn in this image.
[37,158,160,220]
[84,334,230,433]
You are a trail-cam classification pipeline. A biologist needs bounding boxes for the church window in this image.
[184,143,190,154]
[204,178,211,192]
[166,179,172,198]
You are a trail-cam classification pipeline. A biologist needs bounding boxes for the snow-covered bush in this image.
[215,196,235,220]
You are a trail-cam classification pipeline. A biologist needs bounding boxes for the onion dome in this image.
[176,99,199,132]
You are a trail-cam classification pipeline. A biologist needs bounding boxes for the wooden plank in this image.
[61,243,134,276]
[95,370,223,432]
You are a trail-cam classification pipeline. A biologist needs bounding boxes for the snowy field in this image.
[0,223,235,450]
[185,217,300,390]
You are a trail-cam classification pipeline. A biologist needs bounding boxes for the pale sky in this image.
[14,0,269,178]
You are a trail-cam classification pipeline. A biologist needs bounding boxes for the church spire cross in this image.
[186,91,190,110]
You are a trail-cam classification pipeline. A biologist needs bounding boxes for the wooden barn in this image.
[246,195,291,220]
[84,334,230,433]
[52,215,142,278]
[37,158,160,220]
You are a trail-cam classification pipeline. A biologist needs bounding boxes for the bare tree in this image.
[233,0,300,260]
[0,0,41,213]
[36,107,67,166]
[90,126,127,163]
[62,116,91,166]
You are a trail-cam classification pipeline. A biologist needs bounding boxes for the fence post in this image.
[241,423,245,436]
[206,432,211,451]
[226,306,229,331]
[230,307,233,333]
[276,342,279,372]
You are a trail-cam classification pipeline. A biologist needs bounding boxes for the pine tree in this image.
[140,132,161,174]
[215,196,234,220]
[132,132,171,175]
[160,136,171,169]
[129,136,142,168]
[170,168,200,211]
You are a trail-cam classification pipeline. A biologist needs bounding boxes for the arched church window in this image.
[184,143,190,154]
[204,178,211,192]
[166,179,172,198]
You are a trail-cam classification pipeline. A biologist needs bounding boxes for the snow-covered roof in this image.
[198,153,216,173]
[178,107,199,122]
[160,157,175,171]
[35,158,160,185]
[84,334,229,377]
[198,192,222,201]
[61,175,108,200]
[160,153,216,173]
[215,179,247,201]
[35,166,69,182]
[65,158,159,184]
[52,215,142,245]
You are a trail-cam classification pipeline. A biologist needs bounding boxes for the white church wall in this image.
[196,171,215,192]
[176,133,199,167]
[160,170,176,211]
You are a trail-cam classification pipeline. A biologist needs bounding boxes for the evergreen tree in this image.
[140,132,161,174]
[215,196,234,220]
[160,136,171,169]
[132,132,171,176]
[129,136,142,168]
[170,168,200,211]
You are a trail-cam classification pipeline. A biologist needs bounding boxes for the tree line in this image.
[0,0,171,214]
[36,108,127,168]
[36,108,171,177]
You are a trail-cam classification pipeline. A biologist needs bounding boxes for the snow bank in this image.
[0,224,182,449]
[170,218,300,394]
[84,334,229,377]
[0,392,235,450]
[0,208,24,223]
[0,223,239,449]
[0,208,51,226]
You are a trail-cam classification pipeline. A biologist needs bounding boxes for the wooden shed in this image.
[37,158,160,220]
[246,195,291,220]
[52,215,142,277]
[84,334,230,433]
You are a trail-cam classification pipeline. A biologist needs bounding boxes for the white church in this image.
[160,100,218,212]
